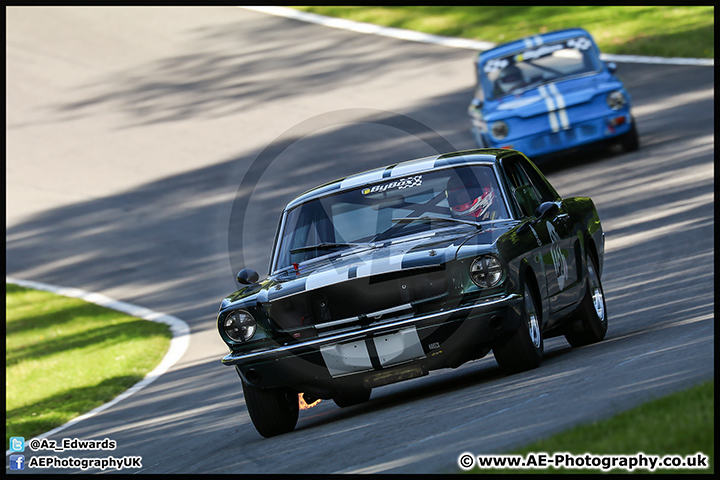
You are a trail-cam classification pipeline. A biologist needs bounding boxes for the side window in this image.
[501,156,542,217]
[518,158,559,202]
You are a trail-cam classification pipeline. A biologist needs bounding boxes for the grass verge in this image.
[294,6,714,59]
[464,380,714,474]
[6,283,172,446]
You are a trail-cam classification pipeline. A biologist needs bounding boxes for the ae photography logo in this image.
[458,451,710,472]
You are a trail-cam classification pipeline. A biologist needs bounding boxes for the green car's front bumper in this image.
[222,293,523,391]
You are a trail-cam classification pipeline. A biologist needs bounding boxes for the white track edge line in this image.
[6,277,191,456]
[243,6,713,67]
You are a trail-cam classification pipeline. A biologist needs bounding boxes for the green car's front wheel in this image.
[241,379,299,438]
[493,281,544,374]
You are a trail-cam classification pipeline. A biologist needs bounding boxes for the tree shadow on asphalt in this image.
[52,13,468,128]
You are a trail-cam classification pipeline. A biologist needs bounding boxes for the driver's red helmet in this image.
[446,171,495,219]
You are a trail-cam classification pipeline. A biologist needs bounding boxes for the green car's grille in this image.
[265,267,448,333]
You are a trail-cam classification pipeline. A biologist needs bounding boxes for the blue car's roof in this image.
[478,28,595,63]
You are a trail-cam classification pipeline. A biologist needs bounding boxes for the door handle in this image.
[555,213,570,224]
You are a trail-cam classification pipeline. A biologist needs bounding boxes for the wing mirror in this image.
[518,201,559,234]
[606,61,617,74]
[535,201,559,220]
[469,98,484,117]
[237,268,259,285]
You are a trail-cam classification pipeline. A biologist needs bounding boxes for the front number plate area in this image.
[320,327,424,378]
[320,340,373,377]
[373,327,425,367]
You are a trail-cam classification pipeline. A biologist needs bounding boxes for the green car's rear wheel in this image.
[565,254,608,347]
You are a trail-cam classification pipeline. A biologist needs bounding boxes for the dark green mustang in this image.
[218,148,607,437]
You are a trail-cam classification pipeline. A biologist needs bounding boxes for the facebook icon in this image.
[10,454,25,470]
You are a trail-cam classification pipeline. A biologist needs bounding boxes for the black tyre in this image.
[493,281,544,374]
[620,118,640,153]
[565,254,608,348]
[333,385,372,408]
[242,380,299,438]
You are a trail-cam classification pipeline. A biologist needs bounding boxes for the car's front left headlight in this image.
[223,310,257,343]
[606,90,625,110]
[470,255,504,288]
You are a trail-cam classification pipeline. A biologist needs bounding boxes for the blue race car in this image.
[468,28,639,159]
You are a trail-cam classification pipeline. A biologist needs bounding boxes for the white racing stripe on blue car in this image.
[523,35,544,48]
[538,85,560,132]
[538,84,570,132]
[548,83,570,129]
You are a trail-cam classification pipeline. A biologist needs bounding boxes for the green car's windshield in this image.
[273,165,510,271]
[482,36,602,100]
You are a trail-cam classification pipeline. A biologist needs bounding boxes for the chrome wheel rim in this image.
[525,285,541,349]
[588,263,606,324]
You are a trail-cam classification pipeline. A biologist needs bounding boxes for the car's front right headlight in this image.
[606,90,626,110]
[223,310,257,343]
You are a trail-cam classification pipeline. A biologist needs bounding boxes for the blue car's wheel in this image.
[620,117,640,153]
